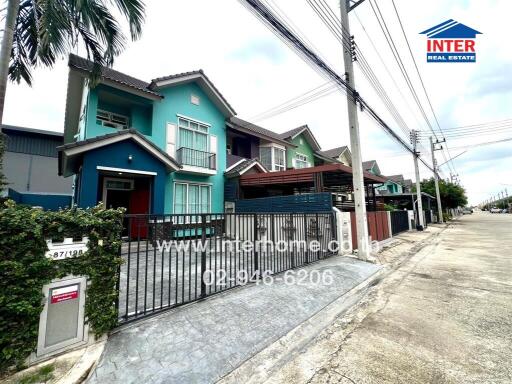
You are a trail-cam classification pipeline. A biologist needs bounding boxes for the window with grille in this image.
[295,153,308,169]
[96,109,129,130]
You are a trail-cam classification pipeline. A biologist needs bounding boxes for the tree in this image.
[0,0,146,133]
[420,177,468,209]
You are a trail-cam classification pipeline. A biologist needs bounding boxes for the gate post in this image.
[304,213,309,263]
[253,213,259,276]
[387,211,392,238]
[200,214,207,299]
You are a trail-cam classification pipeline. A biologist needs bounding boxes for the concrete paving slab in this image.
[88,255,381,384]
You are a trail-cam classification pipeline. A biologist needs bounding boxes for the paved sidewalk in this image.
[267,213,512,383]
[88,256,381,384]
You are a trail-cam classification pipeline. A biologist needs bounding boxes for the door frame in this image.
[102,177,135,206]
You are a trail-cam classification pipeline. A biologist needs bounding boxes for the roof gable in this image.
[58,129,180,177]
[420,20,482,38]
[278,125,321,152]
[362,160,381,176]
[150,70,236,117]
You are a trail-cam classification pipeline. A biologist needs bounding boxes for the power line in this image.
[389,0,458,176]
[238,0,435,172]
[307,0,412,137]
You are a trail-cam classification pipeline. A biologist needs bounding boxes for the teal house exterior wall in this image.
[77,81,227,214]
[152,83,227,214]
[286,133,315,168]
[83,85,153,140]
[377,181,403,194]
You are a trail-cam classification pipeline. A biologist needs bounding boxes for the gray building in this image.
[3,125,72,208]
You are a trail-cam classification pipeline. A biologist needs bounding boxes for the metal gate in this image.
[116,212,337,324]
[390,210,409,235]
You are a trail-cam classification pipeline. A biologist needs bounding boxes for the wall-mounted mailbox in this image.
[37,276,87,357]
[36,237,89,358]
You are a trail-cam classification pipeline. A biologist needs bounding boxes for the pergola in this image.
[238,163,387,211]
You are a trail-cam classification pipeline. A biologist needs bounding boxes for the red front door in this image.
[129,188,150,238]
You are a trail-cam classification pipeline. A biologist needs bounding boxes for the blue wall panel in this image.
[78,139,168,213]
[235,193,333,213]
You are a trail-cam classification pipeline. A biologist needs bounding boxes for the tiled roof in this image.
[225,158,267,178]
[278,125,321,151]
[362,160,376,171]
[58,128,180,169]
[321,146,348,158]
[150,70,236,115]
[278,125,307,140]
[227,117,294,147]
[387,174,405,184]
[68,54,162,98]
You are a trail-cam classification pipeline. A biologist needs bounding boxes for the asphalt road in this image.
[267,212,512,384]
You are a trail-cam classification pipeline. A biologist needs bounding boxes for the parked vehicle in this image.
[502,209,508,214]
[490,207,502,213]
[462,208,472,214]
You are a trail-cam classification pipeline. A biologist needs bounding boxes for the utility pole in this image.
[339,0,370,260]
[430,137,444,223]
[411,130,424,230]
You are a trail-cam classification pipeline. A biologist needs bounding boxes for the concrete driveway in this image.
[88,255,381,384]
[267,212,512,383]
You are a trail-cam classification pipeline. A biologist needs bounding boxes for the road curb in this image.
[217,263,387,384]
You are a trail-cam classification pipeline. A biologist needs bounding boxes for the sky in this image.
[3,0,512,205]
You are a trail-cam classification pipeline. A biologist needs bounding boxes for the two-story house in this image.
[319,146,352,166]
[58,54,235,215]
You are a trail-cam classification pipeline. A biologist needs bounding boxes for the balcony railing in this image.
[177,147,216,170]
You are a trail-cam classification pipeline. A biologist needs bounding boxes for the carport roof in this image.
[240,163,386,187]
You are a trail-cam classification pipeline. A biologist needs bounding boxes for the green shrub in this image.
[0,201,124,374]
[0,133,7,193]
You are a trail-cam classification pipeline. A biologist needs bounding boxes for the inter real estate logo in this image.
[420,19,482,63]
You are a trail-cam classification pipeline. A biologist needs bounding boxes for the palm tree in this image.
[0,0,145,133]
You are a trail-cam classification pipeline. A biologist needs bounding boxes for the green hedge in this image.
[0,133,7,193]
[0,201,124,374]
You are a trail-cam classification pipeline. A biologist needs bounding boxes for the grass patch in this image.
[16,364,54,384]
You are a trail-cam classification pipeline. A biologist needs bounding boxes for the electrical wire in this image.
[238,0,435,172]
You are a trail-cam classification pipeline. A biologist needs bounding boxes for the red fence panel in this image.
[350,211,391,249]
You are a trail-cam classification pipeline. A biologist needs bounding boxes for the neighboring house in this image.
[362,160,381,176]
[319,146,352,166]
[58,54,235,215]
[2,125,73,209]
[376,174,404,195]
[402,178,413,193]
[278,125,322,169]
[226,117,294,172]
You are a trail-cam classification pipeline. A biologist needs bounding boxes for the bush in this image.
[0,201,124,374]
[0,133,7,193]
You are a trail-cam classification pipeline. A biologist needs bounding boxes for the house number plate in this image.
[45,238,89,261]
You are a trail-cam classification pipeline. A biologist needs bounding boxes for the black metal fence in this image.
[390,210,409,235]
[424,210,432,225]
[177,147,216,169]
[117,212,337,323]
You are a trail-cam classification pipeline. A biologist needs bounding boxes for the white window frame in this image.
[177,116,210,152]
[173,182,212,215]
[259,143,286,172]
[96,109,129,130]
[294,152,308,169]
